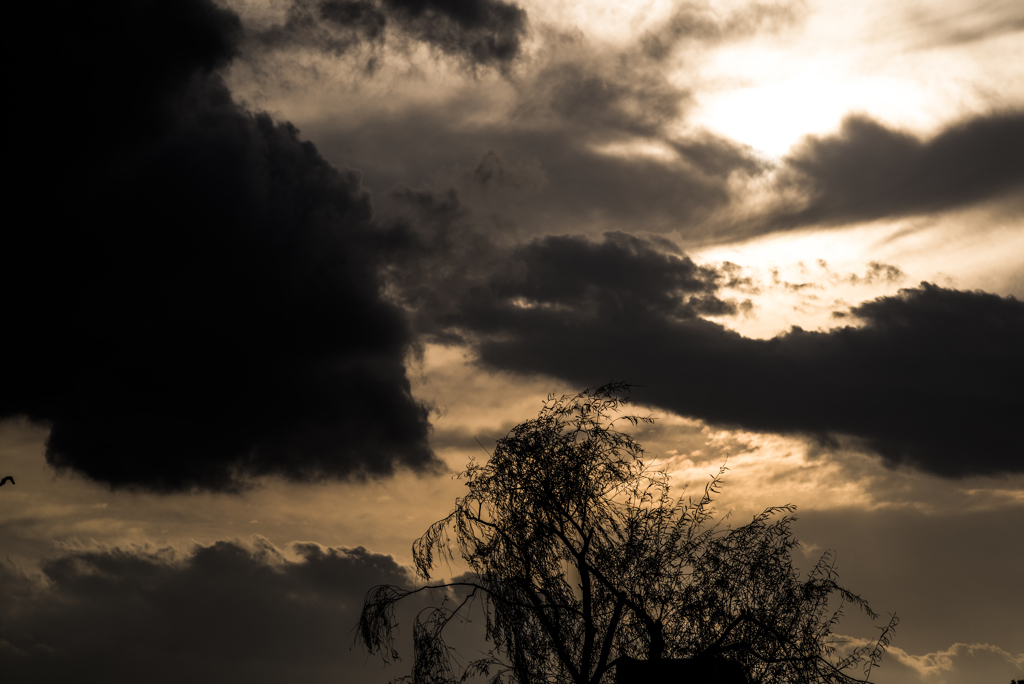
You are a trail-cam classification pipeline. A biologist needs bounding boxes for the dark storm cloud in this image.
[0,539,427,684]
[473,232,726,320]
[253,0,527,65]
[441,251,1022,475]
[3,0,439,491]
[377,219,736,342]
[772,112,1024,227]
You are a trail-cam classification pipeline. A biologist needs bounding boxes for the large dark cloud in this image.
[772,112,1024,227]
[253,0,527,66]
[0,539,428,683]
[434,236,1022,476]
[3,0,439,491]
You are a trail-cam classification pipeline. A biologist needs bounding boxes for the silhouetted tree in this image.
[358,384,896,684]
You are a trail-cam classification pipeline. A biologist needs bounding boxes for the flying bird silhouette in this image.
[0,476,14,486]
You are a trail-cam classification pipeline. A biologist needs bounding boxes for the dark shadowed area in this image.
[3,0,439,491]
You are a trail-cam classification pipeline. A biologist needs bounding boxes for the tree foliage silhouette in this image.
[358,383,896,684]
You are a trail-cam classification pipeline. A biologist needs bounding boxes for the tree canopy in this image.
[358,383,896,684]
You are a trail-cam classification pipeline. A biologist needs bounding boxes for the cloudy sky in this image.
[2,0,1022,681]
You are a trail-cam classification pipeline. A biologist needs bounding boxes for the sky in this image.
[1,0,1022,682]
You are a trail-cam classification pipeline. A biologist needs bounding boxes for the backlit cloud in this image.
[770,112,1024,227]
[443,268,1023,477]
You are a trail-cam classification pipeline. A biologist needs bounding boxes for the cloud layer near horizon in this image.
[0,539,421,683]
[1,518,1020,684]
